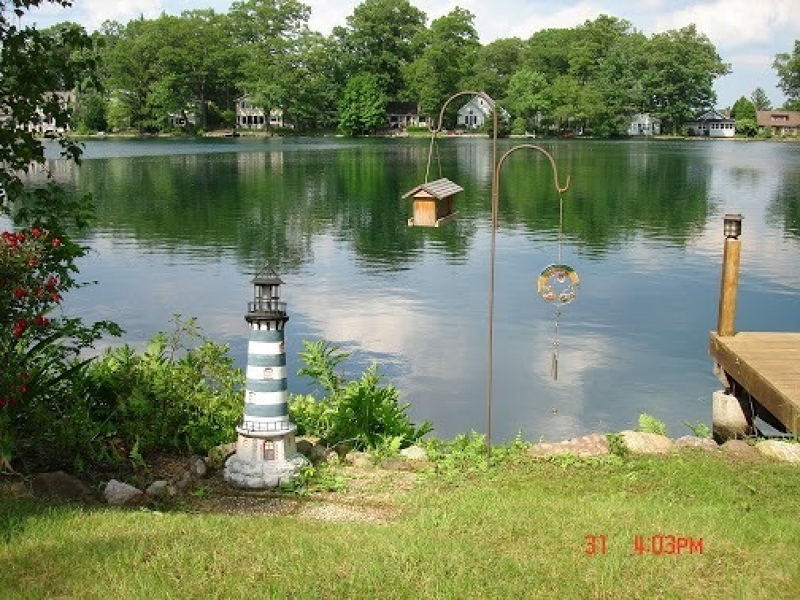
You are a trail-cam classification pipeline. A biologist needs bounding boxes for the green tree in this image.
[285,32,342,130]
[467,38,525,103]
[228,0,311,129]
[504,68,549,133]
[642,25,730,134]
[731,96,756,120]
[404,7,480,115]
[750,87,773,111]
[333,0,425,99]
[773,40,800,104]
[153,10,239,130]
[338,74,387,136]
[101,18,165,132]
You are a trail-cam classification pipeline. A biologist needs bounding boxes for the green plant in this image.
[638,413,667,436]
[684,421,713,439]
[606,432,629,457]
[290,340,432,452]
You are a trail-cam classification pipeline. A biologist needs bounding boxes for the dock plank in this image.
[709,331,800,434]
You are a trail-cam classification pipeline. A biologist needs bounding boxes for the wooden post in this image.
[717,215,742,336]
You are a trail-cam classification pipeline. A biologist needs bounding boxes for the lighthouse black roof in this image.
[251,264,283,286]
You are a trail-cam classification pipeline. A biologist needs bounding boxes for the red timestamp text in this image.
[584,534,704,556]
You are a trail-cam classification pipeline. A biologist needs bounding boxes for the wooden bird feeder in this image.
[402,177,463,227]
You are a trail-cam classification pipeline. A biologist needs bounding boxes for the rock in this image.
[104,479,150,506]
[720,439,760,460]
[379,458,416,471]
[675,435,719,453]
[206,443,236,471]
[173,470,195,494]
[712,390,755,442]
[30,471,93,502]
[145,480,176,499]
[400,445,428,461]
[189,455,207,478]
[756,440,800,463]
[529,434,610,458]
[620,431,675,455]
[346,451,372,468]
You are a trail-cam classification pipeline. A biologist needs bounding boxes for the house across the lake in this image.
[757,110,800,137]
[684,109,735,138]
[627,113,661,136]
[386,102,427,130]
[236,96,291,130]
[456,96,510,130]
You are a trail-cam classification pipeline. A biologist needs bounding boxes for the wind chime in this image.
[537,188,579,380]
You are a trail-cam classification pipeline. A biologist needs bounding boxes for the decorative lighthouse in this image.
[224,265,304,488]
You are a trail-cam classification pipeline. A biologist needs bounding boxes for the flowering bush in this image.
[0,226,120,471]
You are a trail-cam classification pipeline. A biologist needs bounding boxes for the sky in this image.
[23,0,800,109]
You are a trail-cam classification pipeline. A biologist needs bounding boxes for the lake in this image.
[28,136,800,442]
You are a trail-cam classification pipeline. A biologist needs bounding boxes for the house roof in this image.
[387,102,418,115]
[756,110,800,128]
[689,109,734,123]
[402,178,464,200]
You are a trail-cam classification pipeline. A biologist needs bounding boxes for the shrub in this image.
[290,340,432,451]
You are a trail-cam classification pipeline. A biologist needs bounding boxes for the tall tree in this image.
[642,25,730,134]
[750,87,772,111]
[504,68,549,132]
[773,40,800,107]
[227,0,311,126]
[333,0,425,99]
[153,10,239,130]
[467,38,525,103]
[731,96,756,120]
[338,74,387,136]
[403,7,480,115]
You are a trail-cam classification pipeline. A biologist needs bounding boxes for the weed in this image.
[638,413,667,436]
[684,421,712,439]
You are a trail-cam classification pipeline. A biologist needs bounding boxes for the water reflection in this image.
[22,138,800,441]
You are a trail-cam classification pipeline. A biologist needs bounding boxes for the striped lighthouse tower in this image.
[224,265,303,488]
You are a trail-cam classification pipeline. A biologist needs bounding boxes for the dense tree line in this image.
[35,0,800,136]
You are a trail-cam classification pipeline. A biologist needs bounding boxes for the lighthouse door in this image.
[263,440,276,461]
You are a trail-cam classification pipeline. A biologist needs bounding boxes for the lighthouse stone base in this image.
[223,431,309,489]
[223,453,307,489]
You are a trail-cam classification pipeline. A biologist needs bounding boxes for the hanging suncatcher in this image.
[537,189,579,380]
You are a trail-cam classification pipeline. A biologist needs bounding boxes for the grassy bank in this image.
[1,449,798,599]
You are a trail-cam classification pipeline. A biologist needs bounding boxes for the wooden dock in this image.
[709,331,800,434]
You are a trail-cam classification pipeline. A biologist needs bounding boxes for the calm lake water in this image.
[28,137,800,441]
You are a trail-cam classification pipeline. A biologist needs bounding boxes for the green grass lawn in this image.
[2,451,798,599]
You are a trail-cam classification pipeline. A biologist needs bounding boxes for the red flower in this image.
[12,318,28,337]
[52,237,61,247]
[20,371,28,380]
[51,292,61,303]
[14,287,26,299]
[46,275,58,289]
[34,314,50,327]
[31,228,42,238]
[28,258,38,267]
[18,384,27,395]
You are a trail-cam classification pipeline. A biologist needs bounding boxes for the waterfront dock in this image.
[710,214,799,436]
[709,331,800,434]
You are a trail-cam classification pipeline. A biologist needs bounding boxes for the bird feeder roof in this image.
[402,177,464,200]
[251,264,283,285]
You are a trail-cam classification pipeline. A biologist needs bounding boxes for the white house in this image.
[685,110,735,138]
[236,96,290,130]
[627,113,661,136]
[456,96,509,130]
